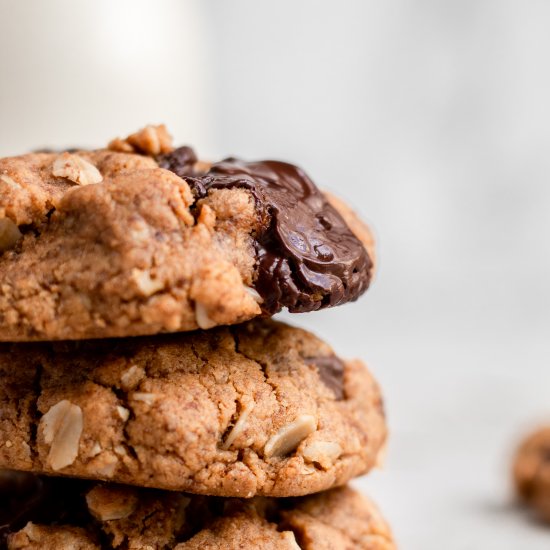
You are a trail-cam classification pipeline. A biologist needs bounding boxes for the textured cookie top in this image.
[0,319,386,497]
[0,125,374,341]
[0,473,395,550]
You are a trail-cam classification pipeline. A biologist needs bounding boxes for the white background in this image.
[1,1,550,548]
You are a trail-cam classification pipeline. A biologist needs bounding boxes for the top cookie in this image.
[0,125,375,341]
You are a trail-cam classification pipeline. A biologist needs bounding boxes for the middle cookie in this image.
[0,319,386,498]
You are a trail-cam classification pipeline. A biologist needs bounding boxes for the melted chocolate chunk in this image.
[305,355,345,400]
[157,146,208,197]
[157,146,198,176]
[178,158,372,314]
[157,146,213,198]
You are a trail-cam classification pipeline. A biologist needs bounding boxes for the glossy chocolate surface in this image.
[159,148,372,314]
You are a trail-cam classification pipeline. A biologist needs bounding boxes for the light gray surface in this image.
[1,1,550,547]
[210,3,550,545]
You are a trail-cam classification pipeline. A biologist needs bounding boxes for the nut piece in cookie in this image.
[52,153,103,186]
[108,124,173,155]
[264,415,317,458]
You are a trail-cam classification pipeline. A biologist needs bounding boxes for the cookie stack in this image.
[0,126,395,549]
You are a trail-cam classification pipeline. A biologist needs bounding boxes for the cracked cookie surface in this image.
[0,473,395,550]
[0,125,375,341]
[0,319,386,497]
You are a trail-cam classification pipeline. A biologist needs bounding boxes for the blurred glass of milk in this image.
[0,0,213,155]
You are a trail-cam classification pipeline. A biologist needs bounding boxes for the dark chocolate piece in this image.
[157,146,198,175]
[177,158,372,314]
[305,355,345,400]
[157,146,211,198]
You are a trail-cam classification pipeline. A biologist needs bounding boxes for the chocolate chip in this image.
[182,176,208,199]
[305,355,345,400]
[178,158,372,314]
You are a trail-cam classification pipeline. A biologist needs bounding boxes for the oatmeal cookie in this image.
[0,125,375,341]
[0,320,386,497]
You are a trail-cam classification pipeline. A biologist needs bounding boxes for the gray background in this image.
[1,1,550,547]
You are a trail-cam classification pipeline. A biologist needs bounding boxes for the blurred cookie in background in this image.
[513,427,550,522]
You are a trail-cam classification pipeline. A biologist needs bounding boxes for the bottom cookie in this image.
[0,471,395,550]
[513,426,550,522]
